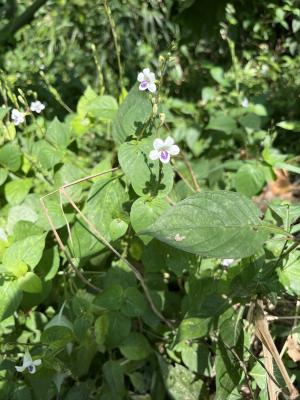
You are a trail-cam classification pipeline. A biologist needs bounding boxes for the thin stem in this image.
[40,197,101,293]
[102,0,123,91]
[181,153,200,192]
[60,187,173,329]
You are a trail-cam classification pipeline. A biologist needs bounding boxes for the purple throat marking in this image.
[160,151,169,160]
[141,81,148,88]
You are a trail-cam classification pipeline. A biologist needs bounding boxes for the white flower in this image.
[30,101,45,113]
[11,109,25,126]
[149,136,180,164]
[221,258,234,267]
[15,348,42,374]
[137,68,156,93]
[241,98,249,108]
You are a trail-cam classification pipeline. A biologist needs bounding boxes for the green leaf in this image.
[5,178,32,205]
[159,357,203,400]
[121,287,148,317]
[2,260,28,278]
[118,138,173,197]
[277,120,300,131]
[42,326,74,351]
[32,140,62,170]
[0,143,21,172]
[46,117,71,149]
[3,234,45,269]
[112,84,152,144]
[109,218,128,241]
[235,164,265,197]
[105,311,131,349]
[95,314,109,348]
[143,191,269,258]
[0,168,8,185]
[0,280,23,322]
[239,113,261,132]
[103,360,125,398]
[87,95,118,120]
[18,272,42,293]
[37,247,60,281]
[176,317,211,342]
[277,253,300,295]
[119,332,151,360]
[130,196,170,243]
[94,285,123,310]
[207,114,237,134]
[54,163,85,203]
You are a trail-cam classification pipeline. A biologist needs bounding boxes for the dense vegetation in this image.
[1,0,300,399]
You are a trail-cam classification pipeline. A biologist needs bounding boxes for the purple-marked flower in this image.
[15,348,42,374]
[137,68,156,93]
[221,259,234,267]
[11,109,25,126]
[30,101,45,113]
[149,136,180,164]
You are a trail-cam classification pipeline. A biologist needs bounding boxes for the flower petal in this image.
[159,151,170,164]
[24,349,33,365]
[164,136,174,148]
[153,138,164,151]
[137,72,144,82]
[169,144,180,156]
[149,149,159,160]
[147,82,156,93]
[33,359,42,366]
[142,68,150,78]
[15,365,26,372]
[139,82,148,91]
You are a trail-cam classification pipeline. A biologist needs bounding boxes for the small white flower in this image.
[15,348,42,374]
[241,98,249,108]
[137,68,156,93]
[221,258,234,267]
[30,101,45,113]
[149,136,180,164]
[11,109,25,126]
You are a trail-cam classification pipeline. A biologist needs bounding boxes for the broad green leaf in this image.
[4,178,32,205]
[7,204,38,234]
[95,314,109,348]
[0,143,22,172]
[37,247,60,281]
[2,260,28,278]
[180,343,209,374]
[143,191,269,258]
[31,140,62,169]
[46,117,71,149]
[277,253,300,295]
[0,168,8,185]
[119,332,151,360]
[13,221,44,241]
[0,280,23,322]
[277,120,300,131]
[235,164,265,197]
[103,360,125,398]
[176,317,211,342]
[3,234,45,269]
[70,176,128,258]
[54,162,85,204]
[118,138,173,197]
[42,326,74,351]
[94,285,123,310]
[130,196,170,243]
[18,272,42,293]
[87,95,118,120]
[109,218,128,241]
[207,114,237,134]
[239,113,261,132]
[121,287,148,317]
[112,84,152,144]
[105,311,131,349]
[159,357,203,400]
[45,313,73,330]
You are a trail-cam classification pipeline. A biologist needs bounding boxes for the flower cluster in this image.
[11,100,45,126]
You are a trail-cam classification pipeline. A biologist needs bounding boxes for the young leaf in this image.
[143,191,269,258]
